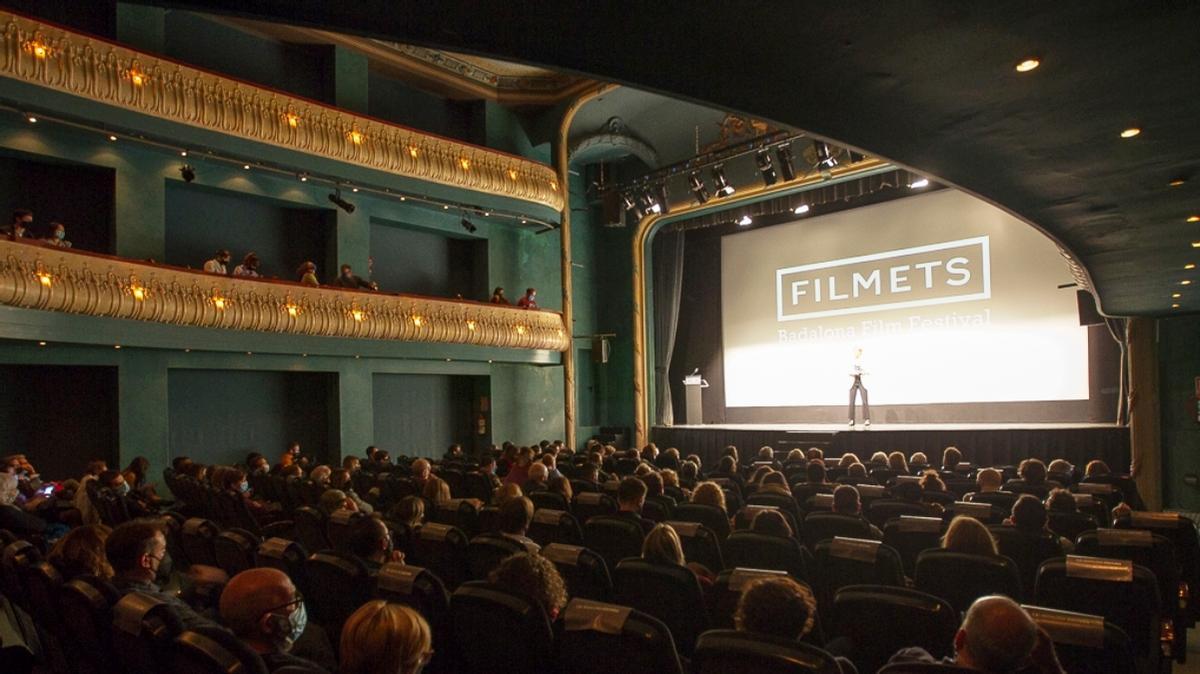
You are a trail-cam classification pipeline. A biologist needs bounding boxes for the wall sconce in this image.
[284,302,301,318]
[507,169,519,181]
[212,295,228,311]
[348,129,364,145]
[285,112,300,128]
[351,308,367,322]
[129,70,145,87]
[35,271,52,288]
[466,320,476,331]
[27,41,48,59]
[459,158,471,171]
[408,146,419,158]
[131,285,147,301]
[411,315,423,327]
[516,325,527,336]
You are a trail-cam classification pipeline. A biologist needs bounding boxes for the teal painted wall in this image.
[372,374,475,458]
[1160,316,1200,510]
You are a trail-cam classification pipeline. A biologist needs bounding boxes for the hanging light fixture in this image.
[755,149,777,186]
[688,170,709,204]
[712,164,735,197]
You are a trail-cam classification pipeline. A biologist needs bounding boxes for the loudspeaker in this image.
[591,336,610,363]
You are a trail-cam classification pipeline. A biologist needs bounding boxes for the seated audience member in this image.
[892,481,942,515]
[643,522,714,587]
[204,248,231,275]
[5,208,32,240]
[657,447,682,471]
[831,485,883,538]
[941,515,999,556]
[319,489,358,516]
[1044,488,1077,513]
[334,263,377,290]
[349,517,404,570]
[541,452,562,481]
[517,286,538,309]
[497,495,540,553]
[342,455,362,474]
[1047,459,1074,480]
[220,568,329,673]
[422,477,451,505]
[233,252,261,278]
[331,468,373,514]
[444,444,464,461]
[838,454,859,469]
[839,462,871,486]
[547,475,573,505]
[388,496,425,530]
[409,458,432,491]
[44,221,72,248]
[488,552,568,620]
[909,452,929,469]
[802,461,830,486]
[493,482,523,506]
[477,456,502,490]
[98,469,153,517]
[489,286,510,304]
[888,451,909,475]
[734,576,856,674]
[661,468,687,498]
[751,509,794,539]
[747,465,774,489]
[1008,494,1072,553]
[310,465,333,488]
[524,462,549,493]
[1008,458,1051,495]
[972,467,1004,495]
[920,470,948,494]
[73,458,109,525]
[503,447,534,487]
[757,471,792,498]
[941,446,963,472]
[869,452,890,467]
[889,595,1064,674]
[225,468,278,518]
[297,261,319,286]
[106,519,219,629]
[340,600,432,674]
[48,523,113,580]
[785,448,806,465]
[1083,460,1111,479]
[691,481,728,515]
[805,447,824,462]
[616,476,655,534]
[245,453,269,475]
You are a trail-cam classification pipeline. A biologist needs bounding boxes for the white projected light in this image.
[720,190,1089,408]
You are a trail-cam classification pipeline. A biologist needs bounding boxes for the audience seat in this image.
[0,539,41,612]
[558,598,684,674]
[180,518,221,568]
[20,560,71,670]
[745,492,802,524]
[212,527,259,577]
[641,497,673,523]
[913,550,1022,615]
[666,520,724,573]
[583,515,646,572]
[830,585,958,674]
[733,505,800,536]
[461,472,495,502]
[706,567,791,630]
[1034,555,1163,670]
[431,499,481,538]
[529,490,570,513]
[867,500,932,529]
[811,538,905,610]
[448,581,557,674]
[375,563,452,674]
[941,500,1005,525]
[170,625,269,674]
[1074,528,1183,644]
[882,516,945,577]
[987,527,1067,601]
[673,503,732,542]
[1114,511,1200,623]
[724,531,811,581]
[964,490,1018,511]
[613,558,710,656]
[877,663,978,673]
[802,512,878,550]
[302,552,372,645]
[292,507,329,554]
[111,591,186,674]
[254,537,309,594]
[407,522,470,590]
[1023,604,1136,674]
[527,508,584,547]
[57,575,121,674]
[466,532,527,580]
[326,509,367,552]
[475,505,500,534]
[1047,509,1099,542]
[542,543,612,601]
[692,629,842,674]
[572,491,619,525]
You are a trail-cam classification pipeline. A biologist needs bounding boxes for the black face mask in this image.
[154,551,173,586]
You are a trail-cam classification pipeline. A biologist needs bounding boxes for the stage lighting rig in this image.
[814,141,839,178]
[654,182,671,215]
[622,190,644,218]
[688,170,710,204]
[179,164,195,183]
[460,215,477,233]
[711,164,735,197]
[639,186,662,215]
[328,188,356,213]
[755,149,777,186]
[776,144,797,181]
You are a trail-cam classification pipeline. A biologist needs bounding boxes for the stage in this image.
[650,422,1130,471]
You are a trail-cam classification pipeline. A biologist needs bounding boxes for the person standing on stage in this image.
[848,346,871,427]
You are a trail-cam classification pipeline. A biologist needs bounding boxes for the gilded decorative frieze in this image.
[0,12,563,213]
[0,241,568,352]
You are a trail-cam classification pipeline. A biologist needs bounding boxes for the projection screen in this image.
[720,189,1088,408]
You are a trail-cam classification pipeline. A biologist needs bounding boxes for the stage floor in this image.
[668,422,1119,432]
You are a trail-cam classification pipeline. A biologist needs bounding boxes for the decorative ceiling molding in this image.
[0,12,563,213]
[0,242,568,352]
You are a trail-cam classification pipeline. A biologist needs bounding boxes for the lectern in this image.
[682,369,709,425]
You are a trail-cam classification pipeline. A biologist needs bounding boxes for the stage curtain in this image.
[1127,316,1162,511]
[652,229,685,426]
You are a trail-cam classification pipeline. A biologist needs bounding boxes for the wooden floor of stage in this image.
[667,422,1120,432]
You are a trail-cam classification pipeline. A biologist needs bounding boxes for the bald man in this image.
[889,595,1063,673]
[219,568,330,673]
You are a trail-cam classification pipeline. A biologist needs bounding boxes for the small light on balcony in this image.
[130,71,144,87]
[35,271,52,287]
[26,115,37,124]
[131,285,147,301]
[516,325,527,336]
[285,302,301,318]
[285,112,300,128]
[466,320,476,331]
[409,146,419,158]
[412,315,423,327]
[351,308,366,322]
[109,135,118,142]
[507,169,518,181]
[37,341,46,347]
[459,158,471,171]
[212,296,228,310]
[30,42,47,59]
[349,129,364,145]
[114,344,122,350]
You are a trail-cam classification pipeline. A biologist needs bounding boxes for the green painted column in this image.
[117,349,170,475]
[115,4,166,55]
[332,46,369,115]
[337,361,374,462]
[115,162,166,262]
[331,206,370,283]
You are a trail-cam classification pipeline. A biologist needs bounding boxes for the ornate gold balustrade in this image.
[0,241,568,352]
[0,11,563,213]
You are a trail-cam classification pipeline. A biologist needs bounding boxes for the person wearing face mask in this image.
[106,519,220,630]
[220,568,330,673]
[347,516,404,571]
[333,263,378,290]
[0,472,46,536]
[43,222,72,248]
[517,286,538,309]
[4,208,32,240]
[99,469,154,517]
[204,248,232,275]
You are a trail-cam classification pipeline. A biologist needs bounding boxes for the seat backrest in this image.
[461,472,494,502]
[724,531,811,581]
[572,491,619,524]
[430,498,481,538]
[1,539,41,610]
[673,503,732,541]
[292,507,329,554]
[375,562,453,674]
[583,515,646,572]
[466,533,527,580]
[965,490,1018,511]
[302,552,372,641]
[641,497,673,523]
[448,581,556,674]
[1047,510,1099,542]
[407,522,470,589]
[111,591,186,674]
[802,512,876,550]
[1023,603,1136,674]
[529,490,570,513]
[882,516,945,576]
[693,629,842,674]
[558,598,684,674]
[867,500,931,528]
[1114,512,1200,611]
[830,585,958,674]
[613,558,709,656]
[20,559,63,628]
[255,537,309,593]
[734,504,800,537]
[746,492,801,522]
[1034,555,1161,668]
[57,575,121,672]
[527,508,584,547]
[988,527,1066,602]
[326,509,367,552]
[707,567,792,630]
[1075,528,1179,608]
[811,538,905,610]
[942,500,1005,525]
[212,528,259,577]
[170,625,269,674]
[666,520,724,573]
[913,550,1022,615]
[181,518,221,568]
[542,543,612,601]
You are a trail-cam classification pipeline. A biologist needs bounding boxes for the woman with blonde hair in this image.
[492,482,523,506]
[941,515,998,556]
[48,524,113,580]
[340,600,433,674]
[422,476,451,505]
[691,481,727,514]
[887,451,909,475]
[643,523,714,588]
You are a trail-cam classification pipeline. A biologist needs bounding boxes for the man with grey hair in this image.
[889,595,1064,673]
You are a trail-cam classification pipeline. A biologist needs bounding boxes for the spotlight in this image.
[688,170,709,204]
[814,142,838,170]
[776,144,796,182]
[639,186,662,215]
[909,177,930,189]
[26,115,36,123]
[736,214,753,226]
[461,216,477,233]
[754,149,778,186]
[179,164,195,183]
[299,173,308,182]
[1015,58,1040,73]
[108,135,117,142]
[793,204,810,215]
[328,189,356,213]
[712,164,735,196]
[655,182,671,215]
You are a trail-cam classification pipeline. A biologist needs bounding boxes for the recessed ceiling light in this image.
[180,150,188,157]
[1187,215,1199,223]
[909,178,930,189]
[1015,58,1040,73]
[1173,303,1181,309]
[1170,178,1187,187]
[1192,242,1200,248]
[243,164,250,170]
[1187,263,1197,270]
[108,135,117,142]
[26,115,36,123]
[1173,293,1182,298]
[793,204,811,215]
[114,344,122,349]
[37,341,46,346]
[1183,279,1194,285]
[1120,128,1141,139]
[736,215,753,226]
